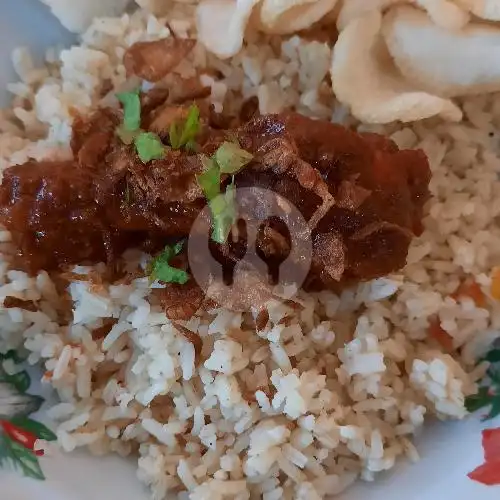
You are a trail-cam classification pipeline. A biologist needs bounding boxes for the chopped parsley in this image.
[169,104,201,150]
[134,132,166,163]
[210,181,237,244]
[148,241,189,285]
[196,141,253,243]
[465,345,500,421]
[116,88,165,163]
[197,156,221,200]
[215,141,253,174]
[116,89,141,132]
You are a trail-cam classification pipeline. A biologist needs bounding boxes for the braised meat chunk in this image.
[123,37,197,82]
[236,113,430,287]
[0,98,431,294]
[0,161,104,272]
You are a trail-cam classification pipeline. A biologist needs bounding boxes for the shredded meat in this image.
[126,150,203,204]
[71,108,119,169]
[167,76,211,105]
[150,105,190,136]
[155,280,204,320]
[91,318,118,340]
[311,232,345,284]
[255,309,270,331]
[239,96,259,123]
[258,223,290,260]
[0,90,431,296]
[174,323,203,363]
[140,87,170,119]
[235,113,430,287]
[3,296,37,312]
[336,179,371,210]
[123,38,196,82]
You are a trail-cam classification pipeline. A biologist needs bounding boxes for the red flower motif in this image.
[0,420,44,456]
[468,428,500,485]
[468,460,500,486]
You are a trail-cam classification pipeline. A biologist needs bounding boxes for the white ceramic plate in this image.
[0,3,498,499]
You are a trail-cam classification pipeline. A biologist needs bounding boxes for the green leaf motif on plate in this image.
[0,350,28,364]
[0,432,45,481]
[0,351,55,481]
[7,371,31,394]
[9,417,57,442]
[465,386,490,413]
[7,437,44,480]
[466,345,500,421]
[485,348,500,363]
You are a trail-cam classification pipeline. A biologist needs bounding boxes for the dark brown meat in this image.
[71,108,119,169]
[255,309,269,331]
[91,318,118,340]
[336,179,371,211]
[0,107,430,294]
[123,38,196,82]
[140,87,170,120]
[311,232,345,284]
[236,112,431,287]
[0,113,204,273]
[149,105,190,136]
[174,323,203,363]
[155,280,204,320]
[167,76,211,105]
[0,160,105,272]
[239,96,259,123]
[127,150,203,204]
[3,296,37,312]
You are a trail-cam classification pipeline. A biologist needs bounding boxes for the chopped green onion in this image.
[134,132,166,163]
[215,141,253,174]
[148,242,189,285]
[210,181,237,244]
[196,139,253,244]
[116,89,141,132]
[172,240,185,256]
[197,156,221,201]
[116,89,166,164]
[169,104,201,150]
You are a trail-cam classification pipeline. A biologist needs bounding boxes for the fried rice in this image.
[1,2,500,499]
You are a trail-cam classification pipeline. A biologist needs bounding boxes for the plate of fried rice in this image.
[1,1,500,499]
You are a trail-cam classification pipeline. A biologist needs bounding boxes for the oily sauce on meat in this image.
[0,95,431,293]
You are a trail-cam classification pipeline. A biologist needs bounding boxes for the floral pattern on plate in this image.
[0,351,56,480]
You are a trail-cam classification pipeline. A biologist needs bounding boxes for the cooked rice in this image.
[1,2,500,500]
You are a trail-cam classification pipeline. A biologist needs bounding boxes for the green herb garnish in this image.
[211,181,237,244]
[116,88,166,163]
[215,141,253,174]
[148,241,189,285]
[196,139,253,244]
[465,347,500,420]
[116,89,141,132]
[134,132,165,163]
[485,348,500,363]
[169,104,200,150]
[197,156,221,200]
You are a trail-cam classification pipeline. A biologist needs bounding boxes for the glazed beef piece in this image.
[0,109,206,273]
[0,161,105,272]
[0,104,430,291]
[236,113,430,287]
[123,38,197,83]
